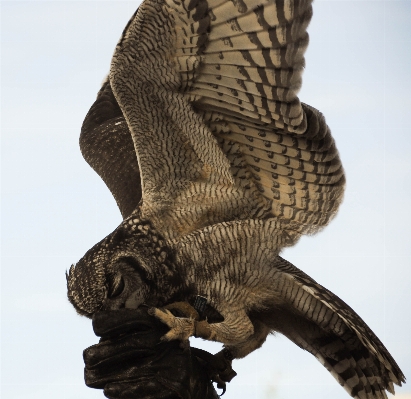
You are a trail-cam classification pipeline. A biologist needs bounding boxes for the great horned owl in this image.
[67,0,405,397]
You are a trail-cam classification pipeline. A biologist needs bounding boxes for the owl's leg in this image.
[150,305,254,345]
[149,305,252,391]
[195,309,255,344]
[164,301,200,320]
[200,319,270,388]
[220,319,271,359]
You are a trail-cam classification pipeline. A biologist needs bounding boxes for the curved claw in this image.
[191,347,237,395]
[213,374,227,395]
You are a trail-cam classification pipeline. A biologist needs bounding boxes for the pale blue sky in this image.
[1,1,411,399]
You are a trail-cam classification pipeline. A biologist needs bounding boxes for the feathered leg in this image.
[222,319,271,359]
[149,305,254,344]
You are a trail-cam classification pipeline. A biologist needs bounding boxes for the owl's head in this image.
[67,215,176,318]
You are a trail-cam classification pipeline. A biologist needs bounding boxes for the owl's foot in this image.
[148,307,195,341]
[148,306,237,394]
[192,348,237,395]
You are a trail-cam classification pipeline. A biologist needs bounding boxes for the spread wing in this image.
[85,0,345,241]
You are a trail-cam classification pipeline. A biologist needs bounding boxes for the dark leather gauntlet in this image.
[83,308,220,399]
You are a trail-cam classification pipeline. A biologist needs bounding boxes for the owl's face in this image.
[100,256,148,311]
[67,214,177,318]
[66,243,150,318]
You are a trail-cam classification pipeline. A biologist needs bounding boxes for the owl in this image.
[67,0,405,398]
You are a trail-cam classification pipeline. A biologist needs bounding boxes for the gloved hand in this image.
[83,307,220,399]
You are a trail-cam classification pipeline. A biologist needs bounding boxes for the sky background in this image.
[1,1,411,399]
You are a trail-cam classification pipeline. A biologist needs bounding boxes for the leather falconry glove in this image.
[83,307,226,399]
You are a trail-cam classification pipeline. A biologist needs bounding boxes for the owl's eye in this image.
[108,274,125,298]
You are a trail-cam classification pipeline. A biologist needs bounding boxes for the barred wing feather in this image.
[109,0,344,241]
[170,0,345,236]
[263,257,406,399]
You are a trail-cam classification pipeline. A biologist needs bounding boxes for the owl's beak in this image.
[125,290,144,309]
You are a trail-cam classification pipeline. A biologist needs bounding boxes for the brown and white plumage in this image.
[107,0,344,242]
[67,0,405,398]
